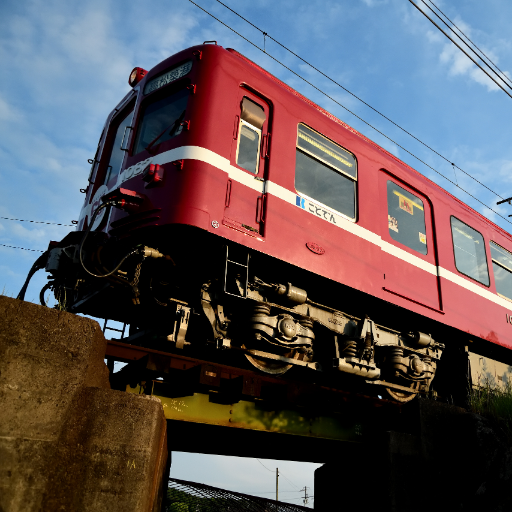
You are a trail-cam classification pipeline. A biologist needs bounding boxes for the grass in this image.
[468,379,512,438]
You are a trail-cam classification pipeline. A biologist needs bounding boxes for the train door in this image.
[379,171,442,312]
[224,89,271,238]
[87,100,136,230]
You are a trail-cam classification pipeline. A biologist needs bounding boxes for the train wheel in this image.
[384,380,420,402]
[245,354,293,375]
[384,387,418,403]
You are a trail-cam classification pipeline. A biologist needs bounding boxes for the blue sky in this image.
[2,0,512,505]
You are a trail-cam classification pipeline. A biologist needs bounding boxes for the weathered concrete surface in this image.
[314,400,512,512]
[42,388,168,512]
[0,296,168,512]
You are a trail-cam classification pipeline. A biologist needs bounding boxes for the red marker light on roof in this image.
[129,67,148,87]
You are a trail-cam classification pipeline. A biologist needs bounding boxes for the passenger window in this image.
[490,242,512,300]
[295,124,356,219]
[236,98,266,174]
[133,88,189,156]
[451,217,489,286]
[387,181,427,255]
[104,109,134,184]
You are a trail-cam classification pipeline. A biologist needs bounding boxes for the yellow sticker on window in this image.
[399,196,414,215]
[393,190,423,212]
[419,232,426,244]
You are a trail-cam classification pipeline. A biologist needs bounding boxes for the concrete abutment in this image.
[0,296,168,512]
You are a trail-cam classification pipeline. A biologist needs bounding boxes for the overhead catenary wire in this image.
[407,0,512,99]
[187,0,512,226]
[422,0,512,90]
[210,0,507,202]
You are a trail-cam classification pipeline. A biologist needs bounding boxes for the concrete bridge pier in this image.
[0,296,169,512]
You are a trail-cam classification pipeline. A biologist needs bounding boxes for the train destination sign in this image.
[144,60,192,95]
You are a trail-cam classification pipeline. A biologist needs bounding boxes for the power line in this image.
[0,216,74,227]
[0,244,44,252]
[252,491,303,494]
[188,0,512,226]
[408,0,512,99]
[255,459,301,490]
[256,459,274,472]
[422,0,512,90]
[280,473,300,490]
[211,0,507,202]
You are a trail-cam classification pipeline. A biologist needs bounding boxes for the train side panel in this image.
[75,43,512,360]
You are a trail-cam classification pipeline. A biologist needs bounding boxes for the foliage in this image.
[468,379,512,438]
[168,503,189,512]
[166,488,238,512]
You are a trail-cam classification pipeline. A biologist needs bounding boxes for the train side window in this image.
[104,109,134,184]
[295,124,356,219]
[490,242,512,300]
[236,98,266,174]
[386,181,427,255]
[451,217,490,286]
[133,88,189,156]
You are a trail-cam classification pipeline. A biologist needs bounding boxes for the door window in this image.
[104,109,134,184]
[235,97,266,174]
[387,181,427,255]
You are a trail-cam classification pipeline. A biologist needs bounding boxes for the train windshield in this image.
[133,88,189,155]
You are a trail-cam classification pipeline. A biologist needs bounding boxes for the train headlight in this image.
[129,67,148,87]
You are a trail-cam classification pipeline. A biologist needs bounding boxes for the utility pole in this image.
[276,468,279,506]
[301,486,309,505]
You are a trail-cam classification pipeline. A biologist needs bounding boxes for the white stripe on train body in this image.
[108,144,512,312]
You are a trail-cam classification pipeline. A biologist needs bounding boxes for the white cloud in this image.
[0,265,18,279]
[0,95,21,122]
[360,0,389,6]
[435,18,511,92]
[425,29,443,45]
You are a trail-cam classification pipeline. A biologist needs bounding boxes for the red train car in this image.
[24,43,512,402]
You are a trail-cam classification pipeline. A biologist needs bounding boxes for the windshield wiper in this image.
[145,110,186,154]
